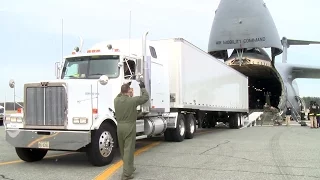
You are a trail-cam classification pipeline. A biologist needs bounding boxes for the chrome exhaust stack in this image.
[137,31,151,114]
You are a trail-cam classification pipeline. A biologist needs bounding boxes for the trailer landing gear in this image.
[201,113,216,128]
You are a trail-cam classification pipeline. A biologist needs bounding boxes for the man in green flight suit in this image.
[114,80,149,180]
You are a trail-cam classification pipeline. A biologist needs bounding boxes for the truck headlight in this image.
[73,117,88,124]
[16,117,23,123]
[7,116,23,123]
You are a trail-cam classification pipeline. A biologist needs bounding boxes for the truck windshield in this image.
[0,108,3,113]
[61,55,120,79]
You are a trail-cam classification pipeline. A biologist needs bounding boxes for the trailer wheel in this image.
[229,113,241,129]
[171,114,186,142]
[86,122,116,166]
[15,148,48,162]
[185,114,196,139]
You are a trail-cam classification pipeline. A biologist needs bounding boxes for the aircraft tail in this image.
[281,37,320,63]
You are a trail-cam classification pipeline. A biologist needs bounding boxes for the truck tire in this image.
[86,122,116,166]
[15,148,48,162]
[229,113,242,129]
[164,129,174,141]
[185,114,196,139]
[171,114,186,142]
[0,120,3,126]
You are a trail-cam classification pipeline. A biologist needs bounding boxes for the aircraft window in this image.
[149,46,157,59]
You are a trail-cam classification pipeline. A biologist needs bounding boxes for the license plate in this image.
[38,141,49,149]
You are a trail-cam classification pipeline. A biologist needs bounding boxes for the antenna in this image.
[128,10,132,56]
[61,18,64,64]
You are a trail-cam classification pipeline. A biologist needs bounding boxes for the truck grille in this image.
[25,86,67,126]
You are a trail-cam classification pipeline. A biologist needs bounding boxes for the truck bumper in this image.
[5,129,91,151]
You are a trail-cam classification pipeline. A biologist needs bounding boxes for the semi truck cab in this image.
[4,35,170,166]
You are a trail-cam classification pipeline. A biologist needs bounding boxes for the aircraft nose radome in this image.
[208,0,283,59]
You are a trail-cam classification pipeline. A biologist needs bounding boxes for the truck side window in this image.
[124,59,136,79]
[149,46,157,59]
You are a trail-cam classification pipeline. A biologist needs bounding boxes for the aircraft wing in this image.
[286,39,320,46]
[279,38,320,79]
[290,64,320,79]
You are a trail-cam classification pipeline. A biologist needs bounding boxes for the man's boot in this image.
[121,174,134,180]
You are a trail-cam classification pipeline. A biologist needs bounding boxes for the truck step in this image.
[136,135,148,140]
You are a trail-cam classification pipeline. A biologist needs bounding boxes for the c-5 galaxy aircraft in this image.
[208,0,320,121]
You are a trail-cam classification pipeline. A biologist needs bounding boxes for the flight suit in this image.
[285,107,292,126]
[309,104,317,128]
[316,105,320,128]
[114,85,149,179]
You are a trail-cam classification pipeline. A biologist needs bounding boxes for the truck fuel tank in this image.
[144,117,167,136]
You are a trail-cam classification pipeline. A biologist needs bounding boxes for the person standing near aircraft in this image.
[308,101,317,128]
[316,103,320,128]
[285,106,292,126]
[114,80,149,180]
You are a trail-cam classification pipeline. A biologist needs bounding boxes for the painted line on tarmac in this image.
[0,152,77,166]
[0,130,215,171]
[94,141,161,180]
[94,129,214,180]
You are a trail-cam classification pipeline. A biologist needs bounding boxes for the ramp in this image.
[243,110,264,127]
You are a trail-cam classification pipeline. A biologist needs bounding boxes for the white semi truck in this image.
[5,33,249,166]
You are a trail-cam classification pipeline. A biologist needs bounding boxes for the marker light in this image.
[92,108,98,114]
[17,108,23,114]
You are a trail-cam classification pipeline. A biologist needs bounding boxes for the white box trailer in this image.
[147,38,249,130]
[154,38,248,112]
[4,34,249,167]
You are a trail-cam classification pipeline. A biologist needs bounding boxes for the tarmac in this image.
[0,122,319,180]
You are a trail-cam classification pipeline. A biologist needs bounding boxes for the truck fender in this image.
[91,114,117,130]
[163,112,178,129]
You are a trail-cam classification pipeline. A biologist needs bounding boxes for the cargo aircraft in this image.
[208,0,320,122]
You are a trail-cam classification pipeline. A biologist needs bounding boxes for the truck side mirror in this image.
[55,62,61,79]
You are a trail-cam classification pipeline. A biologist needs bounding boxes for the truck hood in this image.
[26,78,122,120]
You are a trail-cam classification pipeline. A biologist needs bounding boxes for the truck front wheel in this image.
[86,122,116,166]
[15,148,48,162]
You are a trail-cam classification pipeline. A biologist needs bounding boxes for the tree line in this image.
[302,97,320,108]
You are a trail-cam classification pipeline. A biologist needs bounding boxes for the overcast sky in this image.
[1,0,320,102]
